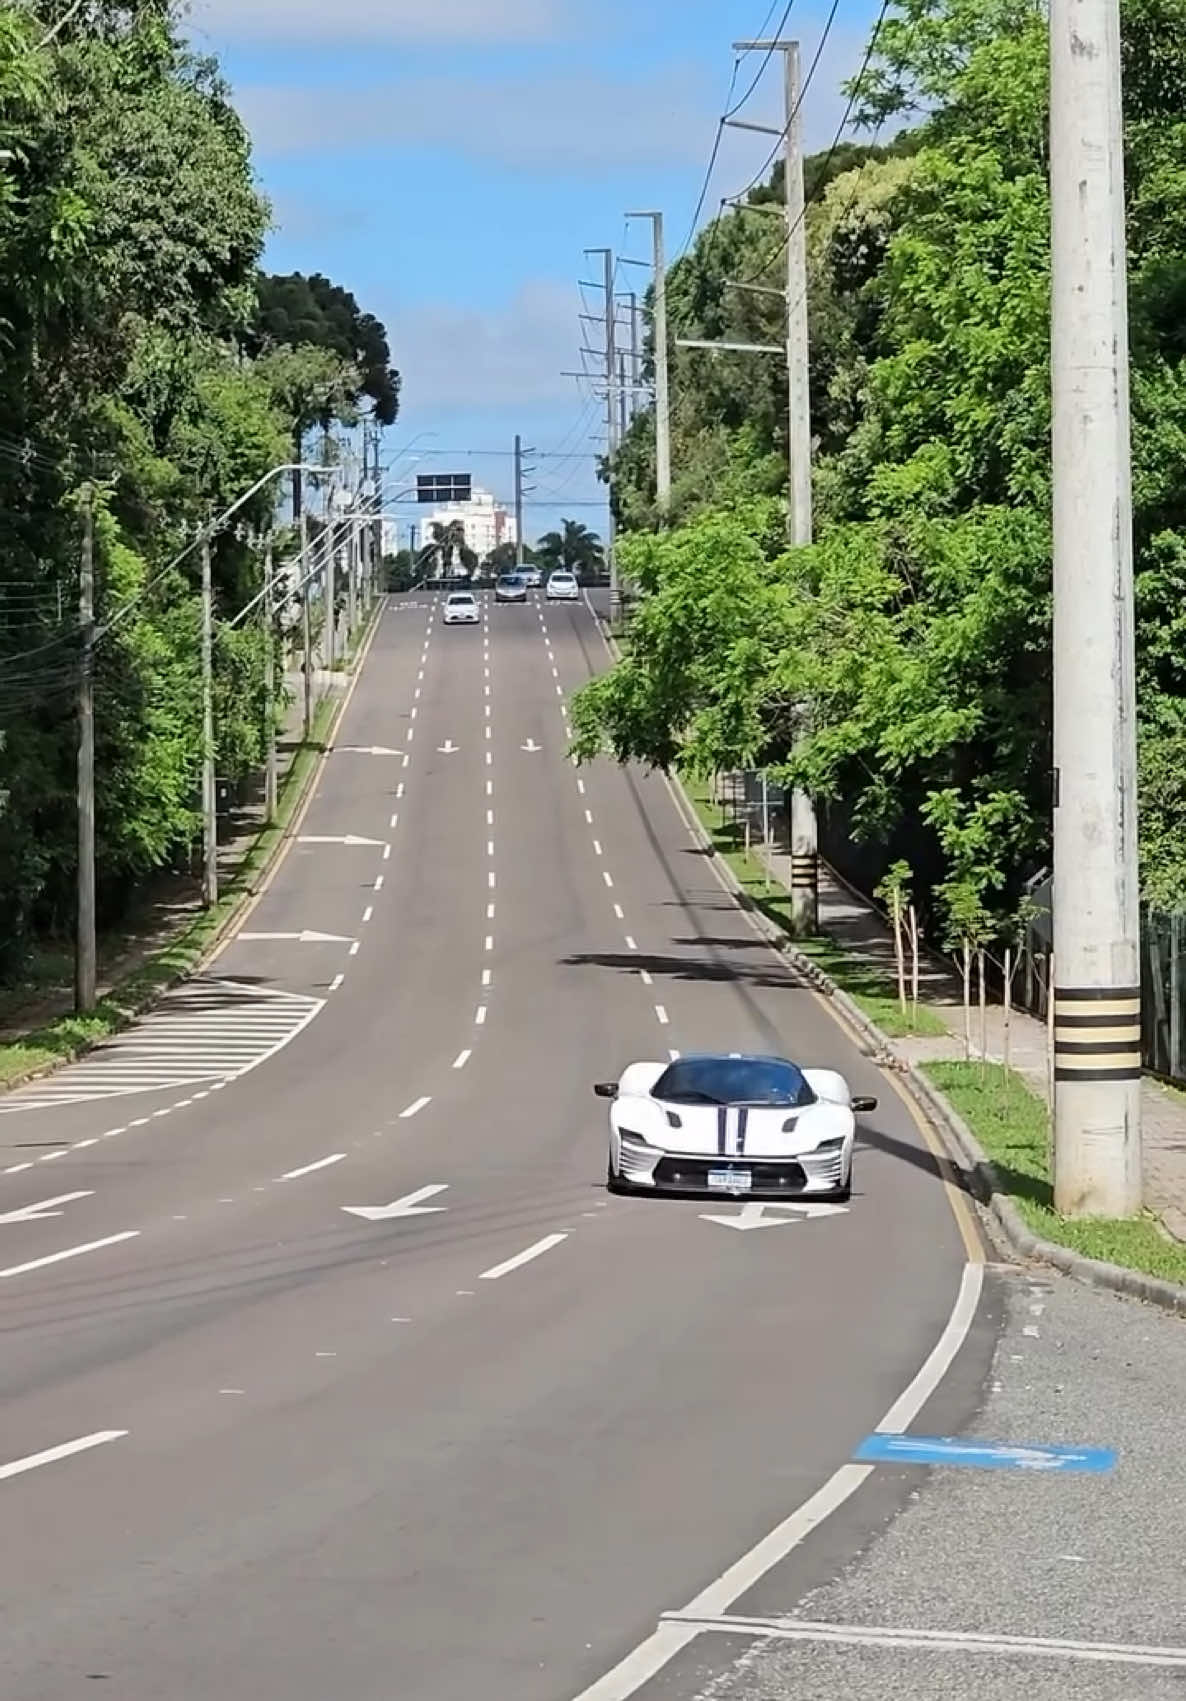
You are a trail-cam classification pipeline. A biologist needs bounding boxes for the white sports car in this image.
[595,1052,876,1201]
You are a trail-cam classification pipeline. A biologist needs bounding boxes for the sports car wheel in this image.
[832,1165,852,1203]
[606,1158,630,1195]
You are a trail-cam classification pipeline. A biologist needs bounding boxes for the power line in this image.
[728,0,843,206]
[725,1,797,117]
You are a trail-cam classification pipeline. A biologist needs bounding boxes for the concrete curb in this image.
[668,768,1186,1320]
[0,597,386,1099]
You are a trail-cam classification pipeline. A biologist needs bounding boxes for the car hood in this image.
[612,1096,852,1157]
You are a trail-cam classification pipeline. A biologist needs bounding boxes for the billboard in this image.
[417,473,472,504]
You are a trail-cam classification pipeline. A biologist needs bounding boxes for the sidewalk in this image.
[758,843,1186,1245]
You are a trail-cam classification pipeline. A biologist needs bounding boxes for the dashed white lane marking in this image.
[485,726,492,740]
[640,970,653,987]
[330,973,344,992]
[479,1233,568,1281]
[487,902,495,919]
[408,726,415,739]
[625,935,637,951]
[654,1005,670,1025]
[669,1048,681,1060]
[414,687,421,700]
[485,750,492,766]
[349,942,360,956]
[73,1138,98,1149]
[399,1096,432,1119]
[410,707,418,720]
[486,779,493,795]
[397,782,405,799]
[585,809,594,824]
[362,905,374,923]
[0,981,323,1112]
[487,840,495,857]
[487,809,494,825]
[488,871,496,888]
[383,844,392,860]
[485,934,494,951]
[453,1049,472,1070]
[0,1231,141,1281]
[475,1005,487,1026]
[389,813,399,829]
[603,871,614,888]
[3,1163,33,1174]
[484,704,491,718]
[577,778,586,795]
[592,839,603,856]
[39,1150,66,1162]
[555,685,564,697]
[614,903,625,920]
[482,968,492,987]
[0,1430,129,1483]
[374,875,384,892]
[403,753,411,768]
[281,1153,346,1180]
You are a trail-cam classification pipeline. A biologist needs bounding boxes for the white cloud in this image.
[186,0,571,47]
[386,280,582,413]
[235,67,711,173]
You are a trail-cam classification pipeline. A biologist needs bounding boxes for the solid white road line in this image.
[659,1615,1186,1669]
[399,1096,432,1119]
[281,1153,347,1180]
[0,1231,141,1280]
[0,1430,128,1484]
[569,1264,984,1701]
[478,1233,568,1281]
[453,1049,472,1070]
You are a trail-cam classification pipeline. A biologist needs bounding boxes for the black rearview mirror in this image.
[852,1095,878,1114]
[593,1081,618,1099]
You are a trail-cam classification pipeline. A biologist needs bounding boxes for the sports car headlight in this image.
[814,1136,846,1152]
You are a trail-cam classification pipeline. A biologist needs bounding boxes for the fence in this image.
[718,771,1186,1089]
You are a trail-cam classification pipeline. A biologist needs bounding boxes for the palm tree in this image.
[535,518,605,577]
[430,519,469,576]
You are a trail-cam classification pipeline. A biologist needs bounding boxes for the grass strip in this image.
[0,692,339,1090]
[681,777,946,1039]
[924,1060,1186,1285]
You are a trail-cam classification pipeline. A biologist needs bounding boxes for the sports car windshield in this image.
[652,1055,816,1108]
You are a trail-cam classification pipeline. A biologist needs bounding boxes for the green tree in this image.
[535,519,605,575]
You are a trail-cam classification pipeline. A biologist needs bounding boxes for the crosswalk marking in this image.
[0,979,323,1113]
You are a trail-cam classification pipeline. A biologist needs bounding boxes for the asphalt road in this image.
[0,590,986,1700]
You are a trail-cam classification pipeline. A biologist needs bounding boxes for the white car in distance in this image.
[596,1051,877,1201]
[545,571,579,602]
[443,590,480,626]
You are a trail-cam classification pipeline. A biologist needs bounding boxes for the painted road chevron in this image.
[0,977,323,1112]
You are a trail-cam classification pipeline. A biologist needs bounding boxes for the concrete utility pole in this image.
[618,350,629,441]
[627,292,639,420]
[201,536,217,908]
[263,533,277,824]
[726,36,818,931]
[514,433,525,566]
[299,499,313,741]
[585,245,619,619]
[75,485,96,1013]
[346,517,357,642]
[1049,0,1142,1216]
[627,210,672,514]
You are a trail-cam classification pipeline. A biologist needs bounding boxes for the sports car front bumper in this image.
[615,1133,848,1196]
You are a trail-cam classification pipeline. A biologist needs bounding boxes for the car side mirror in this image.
[852,1095,878,1114]
[593,1081,619,1099]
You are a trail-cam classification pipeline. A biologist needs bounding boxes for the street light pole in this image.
[627,211,672,515]
[201,535,217,908]
[75,485,96,1013]
[1049,0,1142,1215]
[263,532,277,824]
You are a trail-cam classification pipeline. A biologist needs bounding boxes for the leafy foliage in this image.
[577,0,1186,939]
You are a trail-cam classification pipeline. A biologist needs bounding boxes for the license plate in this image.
[707,1168,752,1193]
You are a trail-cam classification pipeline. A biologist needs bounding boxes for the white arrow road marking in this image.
[0,1430,129,1484]
[342,1184,449,1222]
[699,1201,850,1230]
[297,835,386,847]
[0,1191,93,1225]
[437,740,460,754]
[521,739,542,752]
[237,931,355,944]
[335,745,405,756]
[0,1231,141,1279]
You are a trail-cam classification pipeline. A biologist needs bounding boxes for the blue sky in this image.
[188,0,881,548]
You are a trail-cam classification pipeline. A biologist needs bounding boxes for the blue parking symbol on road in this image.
[855,1433,1117,1474]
